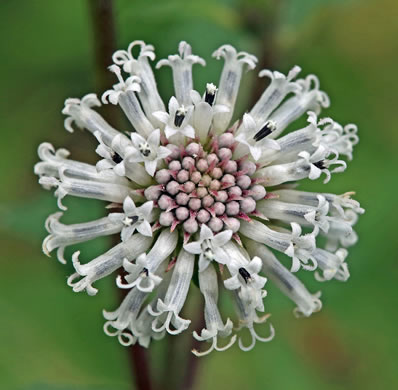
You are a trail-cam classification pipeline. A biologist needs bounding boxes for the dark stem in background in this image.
[179,300,206,390]
[87,1,153,390]
[240,0,281,106]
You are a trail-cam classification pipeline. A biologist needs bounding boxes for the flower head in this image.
[35,40,363,355]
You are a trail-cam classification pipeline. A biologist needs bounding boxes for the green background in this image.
[1,0,397,389]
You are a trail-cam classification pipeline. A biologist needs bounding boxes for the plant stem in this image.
[179,300,205,390]
[87,1,153,389]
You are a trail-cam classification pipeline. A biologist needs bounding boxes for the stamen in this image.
[174,106,188,127]
[204,247,215,260]
[205,83,217,106]
[253,121,277,142]
[112,152,123,164]
[122,215,139,226]
[238,267,252,283]
[139,142,151,157]
[313,160,326,169]
[141,267,149,277]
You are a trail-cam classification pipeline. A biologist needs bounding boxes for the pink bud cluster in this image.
[144,133,266,235]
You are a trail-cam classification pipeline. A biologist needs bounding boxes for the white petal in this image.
[123,196,137,215]
[145,160,158,176]
[130,132,146,148]
[152,111,169,124]
[164,126,178,139]
[121,225,136,242]
[212,229,233,247]
[224,275,241,290]
[200,224,214,241]
[137,220,153,237]
[183,242,202,254]
[198,255,210,272]
[138,201,154,219]
[182,125,195,139]
[147,129,160,147]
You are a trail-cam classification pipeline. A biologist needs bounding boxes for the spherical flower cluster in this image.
[35,40,364,356]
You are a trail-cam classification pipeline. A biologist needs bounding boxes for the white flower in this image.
[102,65,141,105]
[108,196,153,241]
[126,129,171,176]
[35,39,363,356]
[298,145,346,184]
[183,224,232,271]
[153,96,195,140]
[224,255,267,291]
[235,113,280,161]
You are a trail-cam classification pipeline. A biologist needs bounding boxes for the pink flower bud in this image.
[200,174,211,187]
[207,153,219,165]
[159,211,174,226]
[166,144,180,159]
[168,160,181,171]
[166,180,180,195]
[237,175,251,189]
[221,174,235,188]
[214,202,226,216]
[210,179,221,191]
[224,160,237,173]
[240,197,256,213]
[177,169,189,183]
[155,169,171,184]
[196,158,209,172]
[176,207,189,221]
[250,184,266,200]
[182,156,195,170]
[191,171,202,183]
[144,185,163,201]
[188,198,201,211]
[208,217,223,232]
[226,200,240,216]
[228,186,242,197]
[158,194,174,210]
[183,181,195,193]
[210,167,222,179]
[197,209,210,223]
[183,218,198,233]
[202,194,215,208]
[215,190,228,202]
[239,161,256,176]
[186,142,200,156]
[218,147,232,160]
[218,132,235,148]
[176,192,189,205]
[223,217,240,232]
[196,187,208,198]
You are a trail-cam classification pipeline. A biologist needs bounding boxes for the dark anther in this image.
[174,113,185,127]
[313,160,326,169]
[238,267,252,283]
[205,83,217,106]
[141,149,151,157]
[112,152,123,164]
[205,92,215,106]
[253,122,273,142]
[130,215,139,224]
[142,267,149,276]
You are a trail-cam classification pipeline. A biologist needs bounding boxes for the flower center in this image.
[148,137,266,235]
[253,120,277,142]
[238,267,252,283]
[174,106,187,127]
[139,142,151,157]
[123,215,139,226]
[204,83,217,106]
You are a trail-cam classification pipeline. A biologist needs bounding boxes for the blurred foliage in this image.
[0,0,397,389]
